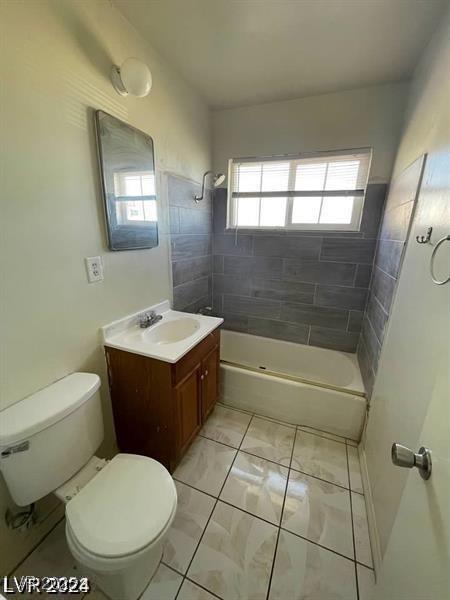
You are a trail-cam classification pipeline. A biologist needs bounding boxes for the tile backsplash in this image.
[168,174,212,312]
[211,184,386,353]
[357,156,425,395]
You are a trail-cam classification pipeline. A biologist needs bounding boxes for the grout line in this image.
[312,283,318,305]
[172,477,218,500]
[174,414,255,600]
[218,498,281,529]
[356,560,375,571]
[197,433,242,450]
[253,413,297,429]
[215,401,255,417]
[183,577,225,600]
[161,560,184,576]
[354,562,360,600]
[265,427,298,600]
[161,561,225,600]
[279,527,356,564]
[352,264,358,287]
[297,428,348,446]
[372,293,389,318]
[346,310,352,332]
[297,424,347,443]
[346,444,360,600]
[289,464,352,493]
[373,263,396,281]
[374,263,398,281]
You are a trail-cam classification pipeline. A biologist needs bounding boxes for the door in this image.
[368,151,450,598]
[175,365,202,458]
[201,346,219,420]
[374,355,449,599]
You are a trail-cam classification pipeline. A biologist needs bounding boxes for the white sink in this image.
[101,301,223,363]
[145,317,200,345]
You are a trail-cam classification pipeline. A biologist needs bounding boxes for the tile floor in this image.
[10,404,376,600]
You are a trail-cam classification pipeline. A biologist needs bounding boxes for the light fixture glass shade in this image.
[113,57,152,97]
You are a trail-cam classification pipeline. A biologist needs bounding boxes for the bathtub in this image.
[220,330,367,440]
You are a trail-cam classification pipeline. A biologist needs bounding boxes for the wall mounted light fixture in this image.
[194,171,226,203]
[111,57,152,97]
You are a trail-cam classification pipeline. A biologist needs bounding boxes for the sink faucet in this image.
[138,310,163,329]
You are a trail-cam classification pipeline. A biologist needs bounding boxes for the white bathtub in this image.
[220,330,367,440]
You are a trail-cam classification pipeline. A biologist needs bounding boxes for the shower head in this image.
[194,171,226,202]
[214,173,226,187]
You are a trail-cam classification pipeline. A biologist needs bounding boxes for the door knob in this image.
[391,443,432,480]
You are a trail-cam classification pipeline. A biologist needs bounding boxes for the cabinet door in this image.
[201,346,220,421]
[175,365,202,458]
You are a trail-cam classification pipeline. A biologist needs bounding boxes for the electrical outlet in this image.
[85,256,104,283]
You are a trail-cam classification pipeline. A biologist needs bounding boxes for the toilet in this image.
[0,373,177,600]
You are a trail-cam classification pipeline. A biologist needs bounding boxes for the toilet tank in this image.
[0,373,104,506]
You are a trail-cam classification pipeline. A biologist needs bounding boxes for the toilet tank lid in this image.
[0,373,101,447]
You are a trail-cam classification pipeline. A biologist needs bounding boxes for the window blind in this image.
[227,148,372,230]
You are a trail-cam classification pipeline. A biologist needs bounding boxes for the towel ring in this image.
[430,235,450,285]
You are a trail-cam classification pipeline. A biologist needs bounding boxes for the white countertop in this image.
[101,300,223,363]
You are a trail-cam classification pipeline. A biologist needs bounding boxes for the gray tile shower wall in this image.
[212,184,386,353]
[169,174,212,312]
[357,156,425,395]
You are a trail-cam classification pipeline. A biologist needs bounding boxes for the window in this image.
[227,148,372,231]
[113,170,157,225]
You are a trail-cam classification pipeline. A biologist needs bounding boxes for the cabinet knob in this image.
[200,374,204,380]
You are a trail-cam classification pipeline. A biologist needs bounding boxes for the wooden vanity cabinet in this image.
[105,328,220,472]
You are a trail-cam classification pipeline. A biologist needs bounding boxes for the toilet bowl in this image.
[0,373,177,600]
[63,454,177,600]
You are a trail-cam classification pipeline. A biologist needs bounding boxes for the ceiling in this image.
[115,0,447,109]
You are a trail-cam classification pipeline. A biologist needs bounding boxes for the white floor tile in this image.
[348,446,364,494]
[220,452,289,524]
[8,409,375,600]
[188,501,278,600]
[201,405,252,448]
[140,563,183,600]
[292,431,349,488]
[357,564,376,600]
[282,470,354,559]
[174,436,236,496]
[163,481,215,573]
[352,492,373,568]
[241,416,295,466]
[269,530,357,600]
[177,579,217,600]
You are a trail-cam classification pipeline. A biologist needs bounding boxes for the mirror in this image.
[95,110,158,251]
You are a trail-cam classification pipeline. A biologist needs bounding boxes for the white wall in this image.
[0,0,210,573]
[363,8,450,559]
[212,83,408,183]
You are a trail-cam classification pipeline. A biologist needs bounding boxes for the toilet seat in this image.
[65,454,177,560]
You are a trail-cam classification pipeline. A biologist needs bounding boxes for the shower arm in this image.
[194,171,214,203]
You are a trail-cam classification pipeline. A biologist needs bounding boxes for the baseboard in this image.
[358,446,382,577]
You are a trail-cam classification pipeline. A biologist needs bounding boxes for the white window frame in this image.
[113,170,158,225]
[226,148,372,231]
